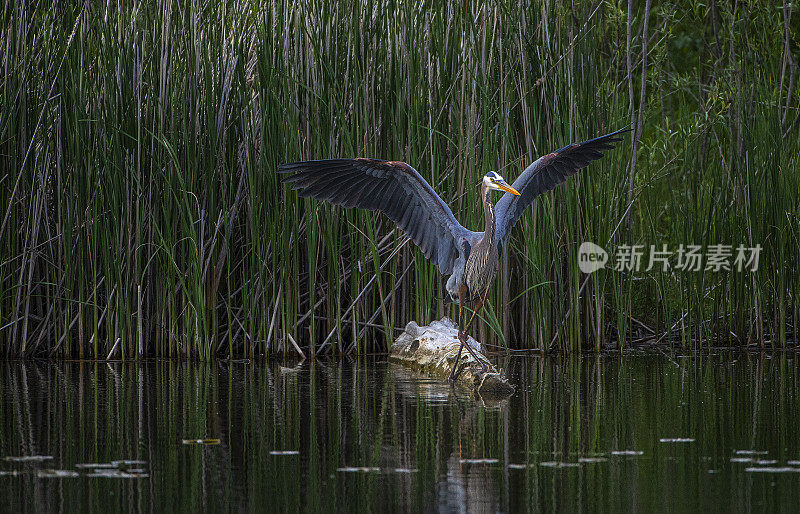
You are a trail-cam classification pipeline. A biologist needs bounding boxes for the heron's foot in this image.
[448,351,467,382]
[459,336,491,374]
[470,356,491,375]
[448,337,467,383]
[447,363,461,382]
[449,357,489,381]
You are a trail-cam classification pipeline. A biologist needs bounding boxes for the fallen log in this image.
[389,318,514,396]
[389,363,513,408]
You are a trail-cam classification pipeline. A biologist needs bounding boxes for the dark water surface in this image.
[0,354,798,512]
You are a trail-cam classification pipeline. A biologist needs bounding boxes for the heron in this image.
[280,127,628,380]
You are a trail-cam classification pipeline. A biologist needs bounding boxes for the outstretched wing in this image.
[493,127,630,248]
[279,158,473,274]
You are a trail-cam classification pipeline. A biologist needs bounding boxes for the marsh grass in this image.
[1,1,797,358]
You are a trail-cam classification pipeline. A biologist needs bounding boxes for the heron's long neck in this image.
[481,183,495,241]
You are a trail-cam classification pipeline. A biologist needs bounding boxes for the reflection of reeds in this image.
[1,2,796,358]
[0,357,799,510]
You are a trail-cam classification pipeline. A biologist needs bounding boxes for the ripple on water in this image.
[744,467,800,473]
[86,470,150,478]
[75,463,117,469]
[335,467,418,474]
[4,456,53,463]
[539,461,581,468]
[731,458,779,465]
[37,469,80,478]
[578,457,608,463]
[73,460,149,478]
[111,460,146,466]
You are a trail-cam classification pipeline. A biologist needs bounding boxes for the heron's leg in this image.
[448,286,468,381]
[458,294,490,372]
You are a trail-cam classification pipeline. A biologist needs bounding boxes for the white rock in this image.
[389,317,514,395]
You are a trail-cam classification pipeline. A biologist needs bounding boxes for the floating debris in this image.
[182,439,221,445]
[659,438,695,443]
[0,471,19,476]
[75,463,117,469]
[508,463,534,469]
[110,460,146,467]
[744,467,800,473]
[459,458,499,464]
[335,466,416,474]
[4,456,53,463]
[72,461,150,477]
[37,469,80,478]
[788,460,800,466]
[735,450,768,455]
[731,457,779,465]
[336,467,380,473]
[539,461,580,468]
[611,450,644,456]
[578,457,608,463]
[86,469,149,478]
[269,450,299,456]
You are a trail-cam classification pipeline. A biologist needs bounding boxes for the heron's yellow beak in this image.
[498,182,521,196]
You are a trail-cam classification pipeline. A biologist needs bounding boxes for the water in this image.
[0,354,798,512]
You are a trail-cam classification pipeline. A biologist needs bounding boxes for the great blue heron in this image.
[280,127,628,380]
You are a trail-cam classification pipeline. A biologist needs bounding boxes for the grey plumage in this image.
[493,128,630,249]
[463,181,499,301]
[279,127,629,378]
[279,127,628,303]
[280,158,474,277]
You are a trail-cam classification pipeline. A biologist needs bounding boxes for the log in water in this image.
[389,318,514,395]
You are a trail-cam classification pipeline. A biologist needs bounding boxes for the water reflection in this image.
[0,354,798,511]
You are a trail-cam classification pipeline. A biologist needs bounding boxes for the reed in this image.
[1,1,796,358]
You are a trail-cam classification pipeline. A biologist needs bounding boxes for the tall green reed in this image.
[0,1,796,359]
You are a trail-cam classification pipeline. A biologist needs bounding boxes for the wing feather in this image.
[493,127,630,248]
[280,158,473,274]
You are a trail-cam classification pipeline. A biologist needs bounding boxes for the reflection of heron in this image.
[280,128,628,379]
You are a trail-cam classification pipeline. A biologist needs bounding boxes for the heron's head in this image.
[482,171,520,196]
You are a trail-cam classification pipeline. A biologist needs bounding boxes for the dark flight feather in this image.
[493,127,630,248]
[279,158,473,274]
